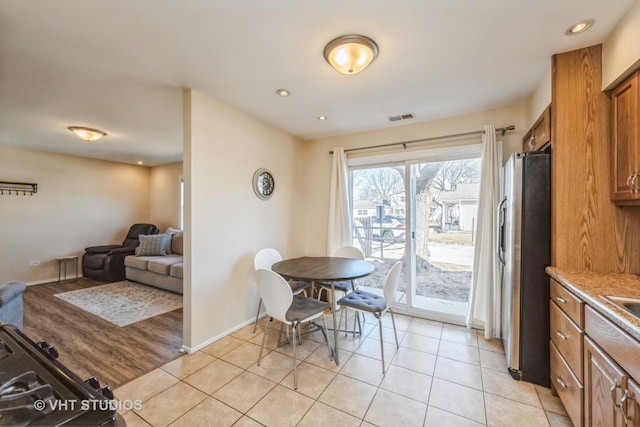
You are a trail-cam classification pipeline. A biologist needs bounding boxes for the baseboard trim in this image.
[24,275,85,286]
[181,314,264,354]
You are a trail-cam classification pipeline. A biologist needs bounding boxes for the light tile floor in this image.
[115,313,573,427]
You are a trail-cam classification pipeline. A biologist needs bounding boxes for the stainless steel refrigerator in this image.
[498,151,551,387]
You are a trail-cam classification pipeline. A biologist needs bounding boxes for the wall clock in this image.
[252,168,275,200]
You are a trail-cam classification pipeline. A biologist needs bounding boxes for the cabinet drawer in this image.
[550,341,583,427]
[550,279,584,327]
[550,301,584,382]
[585,305,640,382]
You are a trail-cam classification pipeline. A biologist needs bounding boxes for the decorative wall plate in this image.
[253,168,274,200]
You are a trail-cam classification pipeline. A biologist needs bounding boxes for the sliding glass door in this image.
[407,158,480,322]
[351,165,407,304]
[349,149,481,324]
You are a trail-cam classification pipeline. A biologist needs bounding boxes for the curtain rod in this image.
[329,125,515,155]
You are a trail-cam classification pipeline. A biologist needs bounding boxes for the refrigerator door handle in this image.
[497,196,507,265]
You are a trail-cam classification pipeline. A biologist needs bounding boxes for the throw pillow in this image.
[164,227,183,255]
[136,233,170,256]
[170,232,183,255]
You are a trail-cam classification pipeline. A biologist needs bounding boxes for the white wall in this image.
[603,0,640,90]
[150,162,183,231]
[293,105,526,257]
[0,146,151,285]
[526,64,552,129]
[183,89,301,349]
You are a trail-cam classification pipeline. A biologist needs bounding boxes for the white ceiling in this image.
[0,1,635,166]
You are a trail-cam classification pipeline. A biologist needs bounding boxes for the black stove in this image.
[0,324,121,426]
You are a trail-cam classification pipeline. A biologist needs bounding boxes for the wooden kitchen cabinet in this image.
[551,341,584,426]
[611,70,640,205]
[550,301,583,380]
[584,336,640,426]
[523,105,551,152]
[585,305,640,426]
[549,279,584,426]
[627,379,640,426]
[584,336,626,426]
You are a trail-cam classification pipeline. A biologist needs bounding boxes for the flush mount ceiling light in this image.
[68,126,107,142]
[276,89,290,97]
[317,115,327,121]
[323,34,379,75]
[566,19,594,35]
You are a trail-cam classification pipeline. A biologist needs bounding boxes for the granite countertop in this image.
[546,267,640,342]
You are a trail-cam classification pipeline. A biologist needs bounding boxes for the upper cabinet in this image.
[523,105,551,152]
[611,70,640,205]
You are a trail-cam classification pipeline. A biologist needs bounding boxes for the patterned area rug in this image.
[55,281,182,327]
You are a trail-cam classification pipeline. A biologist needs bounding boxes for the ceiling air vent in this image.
[388,113,415,122]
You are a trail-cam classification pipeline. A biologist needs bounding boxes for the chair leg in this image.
[276,323,292,347]
[377,316,386,374]
[338,307,345,336]
[321,315,332,360]
[292,321,298,390]
[257,317,271,365]
[253,298,262,333]
[300,285,309,297]
[390,309,399,348]
[343,308,349,337]
[352,312,359,336]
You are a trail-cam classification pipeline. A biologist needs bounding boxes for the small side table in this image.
[57,256,79,282]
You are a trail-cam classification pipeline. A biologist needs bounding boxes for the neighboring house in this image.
[435,183,479,232]
[353,195,405,219]
[352,199,377,218]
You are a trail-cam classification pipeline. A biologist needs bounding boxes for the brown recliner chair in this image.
[82,223,158,282]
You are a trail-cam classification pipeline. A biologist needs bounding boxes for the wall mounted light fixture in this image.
[68,126,107,142]
[323,34,379,75]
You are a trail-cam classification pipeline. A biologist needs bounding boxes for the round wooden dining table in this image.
[271,256,375,365]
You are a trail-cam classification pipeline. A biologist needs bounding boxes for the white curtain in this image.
[466,124,503,339]
[327,147,352,255]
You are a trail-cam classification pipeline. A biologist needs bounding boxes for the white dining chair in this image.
[316,245,365,300]
[255,268,332,389]
[337,260,402,373]
[317,245,365,334]
[253,248,311,332]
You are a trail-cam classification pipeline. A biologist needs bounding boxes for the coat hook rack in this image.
[0,181,38,196]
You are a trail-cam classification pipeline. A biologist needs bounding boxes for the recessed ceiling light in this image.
[136,161,144,165]
[317,116,327,121]
[276,89,290,97]
[566,19,594,35]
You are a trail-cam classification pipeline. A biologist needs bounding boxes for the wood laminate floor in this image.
[22,277,183,389]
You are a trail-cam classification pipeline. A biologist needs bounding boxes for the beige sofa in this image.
[124,229,183,294]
